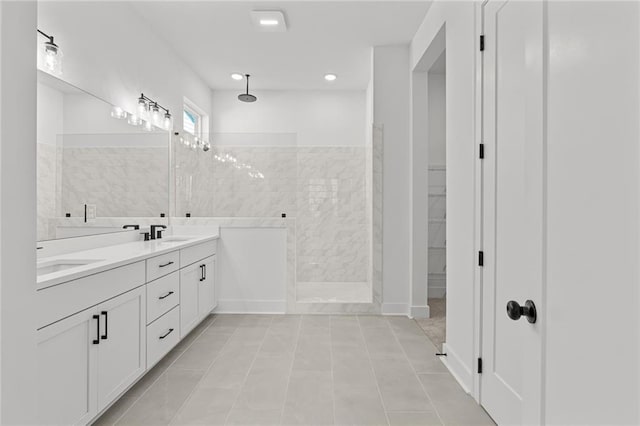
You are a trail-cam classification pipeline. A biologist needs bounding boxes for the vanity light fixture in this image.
[127,114,142,126]
[110,106,127,119]
[324,73,337,82]
[136,94,172,130]
[37,29,62,76]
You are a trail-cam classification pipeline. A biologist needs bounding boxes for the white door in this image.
[481,0,544,424]
[180,262,201,337]
[37,308,98,425]
[198,255,217,318]
[96,286,146,410]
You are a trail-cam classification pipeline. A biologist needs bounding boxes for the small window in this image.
[183,105,201,137]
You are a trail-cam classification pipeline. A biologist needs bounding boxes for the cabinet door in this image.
[180,262,201,337]
[37,308,98,425]
[96,286,146,411]
[198,255,217,318]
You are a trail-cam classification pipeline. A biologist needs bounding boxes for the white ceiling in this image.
[130,1,431,91]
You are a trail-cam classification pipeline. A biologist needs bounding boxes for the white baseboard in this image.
[382,303,409,315]
[214,299,286,314]
[441,343,473,393]
[410,305,430,318]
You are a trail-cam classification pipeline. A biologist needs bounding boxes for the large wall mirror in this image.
[37,70,170,241]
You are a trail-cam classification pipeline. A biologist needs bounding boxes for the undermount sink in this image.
[37,259,103,276]
[158,236,193,243]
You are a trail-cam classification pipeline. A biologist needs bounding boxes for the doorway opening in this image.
[416,50,447,351]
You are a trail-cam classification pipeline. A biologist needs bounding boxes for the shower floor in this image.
[296,281,372,303]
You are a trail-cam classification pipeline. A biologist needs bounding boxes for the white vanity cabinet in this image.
[36,236,218,425]
[179,256,216,337]
[96,287,146,411]
[37,286,146,425]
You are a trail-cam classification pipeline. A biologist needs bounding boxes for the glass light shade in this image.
[137,98,148,117]
[39,41,62,76]
[110,106,127,119]
[163,112,172,130]
[151,104,161,124]
[127,114,142,126]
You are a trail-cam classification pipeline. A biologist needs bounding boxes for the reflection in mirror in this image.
[37,71,170,241]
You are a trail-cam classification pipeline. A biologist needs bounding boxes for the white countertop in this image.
[37,231,219,290]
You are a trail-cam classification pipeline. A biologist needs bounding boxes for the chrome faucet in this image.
[150,225,167,240]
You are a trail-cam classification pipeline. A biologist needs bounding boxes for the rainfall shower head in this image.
[238,74,257,103]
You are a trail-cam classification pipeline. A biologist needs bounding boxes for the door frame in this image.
[476,0,547,422]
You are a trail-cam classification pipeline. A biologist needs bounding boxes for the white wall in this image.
[544,2,639,423]
[373,45,412,315]
[411,1,477,389]
[37,82,63,146]
[217,227,287,313]
[210,90,366,146]
[37,2,211,130]
[0,2,38,423]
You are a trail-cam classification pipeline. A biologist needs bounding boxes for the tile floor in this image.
[95,314,495,426]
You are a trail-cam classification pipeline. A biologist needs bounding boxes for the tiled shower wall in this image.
[60,147,168,217]
[37,142,169,240]
[174,142,370,284]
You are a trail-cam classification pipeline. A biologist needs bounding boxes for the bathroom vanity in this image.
[35,230,219,425]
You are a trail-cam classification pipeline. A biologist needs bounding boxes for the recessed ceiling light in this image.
[231,73,244,81]
[324,74,337,82]
[251,11,287,32]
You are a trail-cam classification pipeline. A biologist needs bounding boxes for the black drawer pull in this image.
[101,311,108,340]
[159,261,174,268]
[93,315,100,345]
[159,328,174,339]
[159,291,174,300]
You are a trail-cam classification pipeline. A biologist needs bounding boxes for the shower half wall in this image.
[172,132,374,312]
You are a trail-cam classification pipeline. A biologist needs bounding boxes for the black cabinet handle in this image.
[159,291,174,300]
[199,264,205,281]
[159,261,174,268]
[159,328,174,339]
[101,311,108,340]
[93,315,100,344]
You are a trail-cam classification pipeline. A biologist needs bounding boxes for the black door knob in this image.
[506,300,537,324]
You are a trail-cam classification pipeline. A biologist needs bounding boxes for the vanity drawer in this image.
[146,306,180,368]
[37,261,145,329]
[146,251,180,282]
[146,271,180,324]
[180,240,217,267]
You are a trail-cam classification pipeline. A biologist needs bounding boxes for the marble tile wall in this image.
[37,143,62,240]
[60,147,169,218]
[174,142,371,286]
